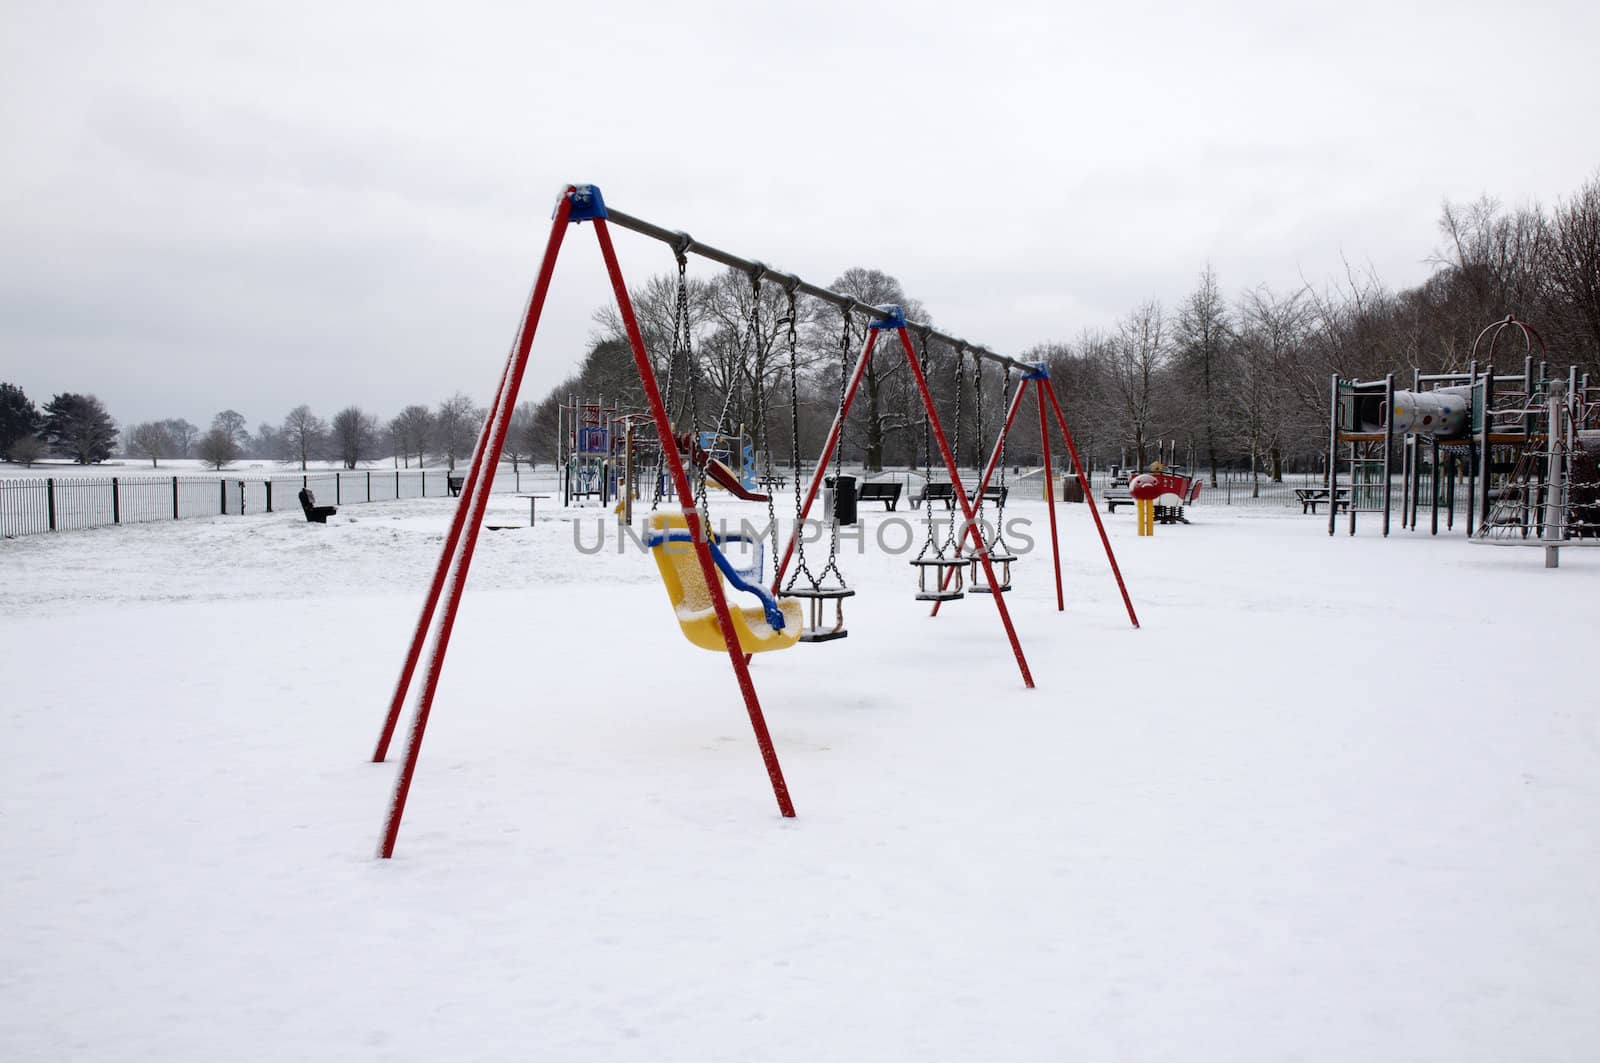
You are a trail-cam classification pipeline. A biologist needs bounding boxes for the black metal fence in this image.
[1189,471,1321,509]
[0,465,546,539]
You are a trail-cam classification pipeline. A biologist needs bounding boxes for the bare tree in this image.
[822,268,926,471]
[388,405,433,468]
[126,421,175,467]
[592,271,717,390]
[161,418,197,458]
[196,427,238,469]
[280,405,328,471]
[434,393,482,471]
[1226,287,1313,489]
[698,270,825,469]
[506,401,537,472]
[1108,301,1168,468]
[211,409,249,449]
[254,423,284,463]
[329,406,379,469]
[1545,174,1600,363]
[1172,266,1234,485]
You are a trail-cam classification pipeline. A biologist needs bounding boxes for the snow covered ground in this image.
[2,492,1596,1061]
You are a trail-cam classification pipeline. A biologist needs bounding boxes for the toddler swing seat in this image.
[646,512,802,654]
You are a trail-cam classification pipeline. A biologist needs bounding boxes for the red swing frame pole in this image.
[593,217,795,818]
[1036,383,1065,612]
[379,192,575,858]
[931,374,1033,616]
[372,357,513,762]
[894,327,1034,689]
[1041,376,1139,629]
[768,328,879,595]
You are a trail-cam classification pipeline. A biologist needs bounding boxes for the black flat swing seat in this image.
[911,556,967,602]
[781,585,855,643]
[968,550,1017,595]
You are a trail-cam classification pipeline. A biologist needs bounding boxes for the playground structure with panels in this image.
[1327,315,1600,563]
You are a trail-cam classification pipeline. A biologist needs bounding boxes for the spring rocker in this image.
[1129,473,1161,535]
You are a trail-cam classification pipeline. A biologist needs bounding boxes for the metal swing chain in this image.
[654,253,692,509]
[754,280,783,578]
[942,345,965,554]
[784,290,817,593]
[969,357,986,551]
[813,309,851,590]
[992,365,1012,554]
[914,333,943,562]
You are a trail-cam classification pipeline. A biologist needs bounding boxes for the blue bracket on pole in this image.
[1023,364,1050,380]
[561,184,608,222]
[867,304,907,330]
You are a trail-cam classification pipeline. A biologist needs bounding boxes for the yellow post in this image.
[1137,498,1154,536]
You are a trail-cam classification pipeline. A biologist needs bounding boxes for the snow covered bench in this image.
[1295,488,1350,514]
[857,481,904,510]
[298,488,337,524]
[912,483,1004,510]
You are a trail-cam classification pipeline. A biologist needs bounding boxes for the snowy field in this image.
[2,492,1596,1062]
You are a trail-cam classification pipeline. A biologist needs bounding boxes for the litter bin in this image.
[825,474,858,525]
[1060,474,1084,503]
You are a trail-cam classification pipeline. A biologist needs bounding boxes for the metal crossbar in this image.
[604,206,1039,375]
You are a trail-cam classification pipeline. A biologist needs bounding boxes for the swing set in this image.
[369,185,1137,858]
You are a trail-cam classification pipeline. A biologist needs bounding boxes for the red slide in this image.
[675,433,770,502]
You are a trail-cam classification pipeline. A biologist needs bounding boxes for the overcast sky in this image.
[2,0,1596,430]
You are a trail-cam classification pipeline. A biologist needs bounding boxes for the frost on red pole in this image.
[378,189,576,859]
[1041,377,1139,630]
[932,374,1032,616]
[1036,383,1064,612]
[893,324,1034,690]
[373,361,512,763]
[591,217,795,818]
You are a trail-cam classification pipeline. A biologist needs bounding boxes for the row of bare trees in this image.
[116,395,489,471]
[527,173,1600,486]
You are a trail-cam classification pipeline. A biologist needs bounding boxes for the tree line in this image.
[0,388,506,473]
[7,173,1594,483]
[529,173,1600,486]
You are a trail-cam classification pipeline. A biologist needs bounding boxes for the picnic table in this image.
[515,494,551,526]
[1294,488,1350,514]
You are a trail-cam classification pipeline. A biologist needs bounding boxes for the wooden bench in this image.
[1295,488,1351,514]
[856,481,904,510]
[971,485,1007,507]
[912,482,1006,510]
[913,482,955,509]
[298,488,337,524]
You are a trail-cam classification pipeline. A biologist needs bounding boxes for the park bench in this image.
[912,482,955,509]
[856,481,904,510]
[972,485,1007,506]
[298,488,337,524]
[912,482,1006,510]
[1294,488,1350,514]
